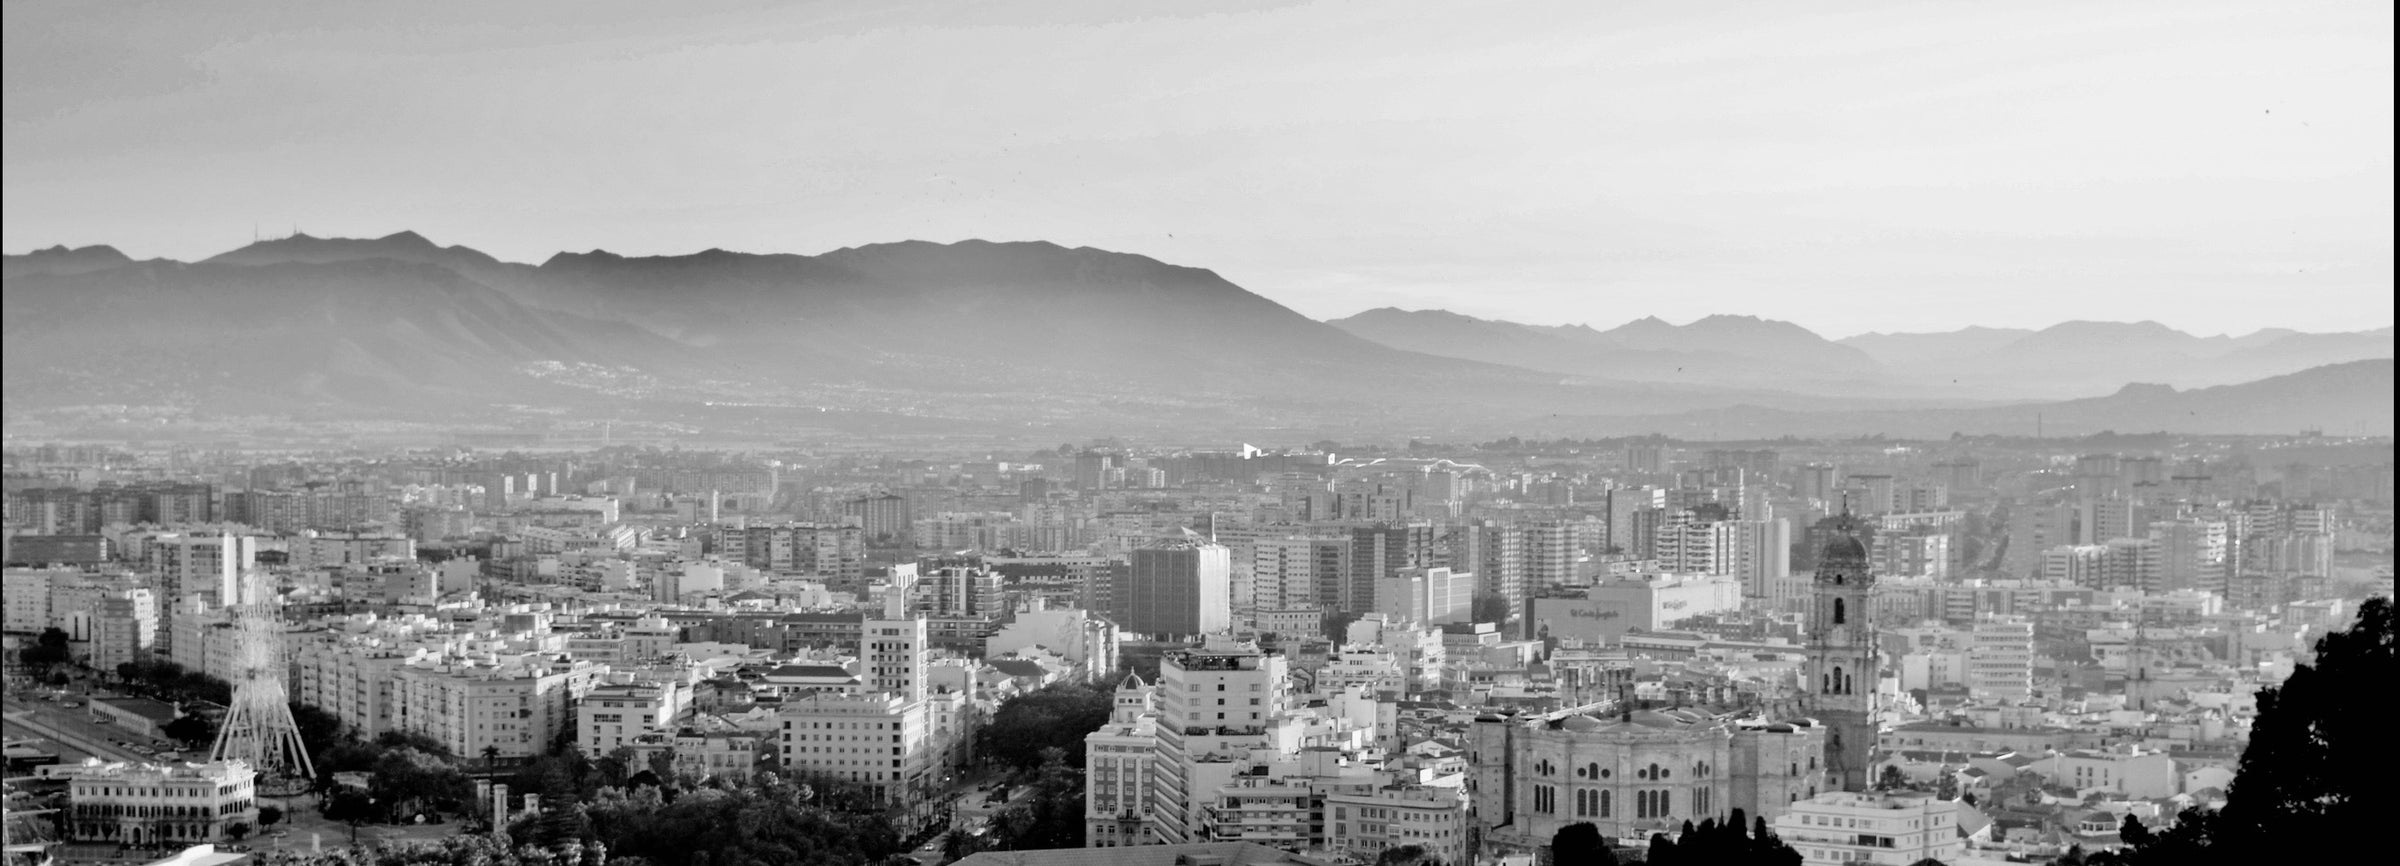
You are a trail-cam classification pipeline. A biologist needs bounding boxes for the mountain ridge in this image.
[6,232,2389,437]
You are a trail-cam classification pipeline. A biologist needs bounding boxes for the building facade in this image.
[66,760,258,847]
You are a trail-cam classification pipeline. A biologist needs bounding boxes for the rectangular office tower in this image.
[1114,542,1233,638]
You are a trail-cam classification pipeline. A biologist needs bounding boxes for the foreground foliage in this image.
[2061,596,2392,866]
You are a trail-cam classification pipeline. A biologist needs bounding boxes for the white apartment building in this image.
[776,593,940,828]
[775,690,931,801]
[671,728,770,781]
[1151,638,1297,844]
[1655,520,1739,577]
[290,637,434,739]
[1966,615,2035,702]
[1897,648,1967,693]
[2044,544,2108,588]
[1771,790,1962,866]
[388,657,607,762]
[1086,715,1162,846]
[90,589,158,672]
[1374,566,1473,627]
[1324,783,1471,866]
[286,530,416,570]
[581,681,678,753]
[2034,745,2177,799]
[1203,771,1314,851]
[2,567,72,633]
[2150,519,2229,595]
[65,759,258,848]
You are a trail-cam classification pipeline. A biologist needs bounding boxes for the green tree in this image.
[227,821,252,842]
[2096,597,2393,865]
[21,627,73,669]
[163,713,216,748]
[941,829,989,861]
[595,746,637,790]
[368,747,475,821]
[987,748,1083,850]
[973,682,1113,774]
[1647,833,1679,866]
[1549,821,1613,866]
[2118,813,2151,848]
[259,804,285,828]
[324,788,378,846]
[1877,764,1909,791]
[1375,844,1435,866]
[643,748,676,783]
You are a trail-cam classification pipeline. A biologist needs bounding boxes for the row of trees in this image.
[943,747,1085,860]
[1550,810,1809,866]
[113,657,235,705]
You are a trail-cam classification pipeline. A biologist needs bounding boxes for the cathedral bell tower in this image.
[1808,509,1880,793]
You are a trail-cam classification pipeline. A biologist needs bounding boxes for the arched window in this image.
[1834,666,1845,694]
[1601,789,1611,818]
[1833,598,1846,625]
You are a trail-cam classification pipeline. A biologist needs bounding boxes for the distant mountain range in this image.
[1838,321,2396,398]
[1329,308,1890,396]
[5,233,2390,438]
[1517,359,2394,439]
[1334,308,2393,402]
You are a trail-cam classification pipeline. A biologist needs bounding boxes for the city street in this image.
[1,689,173,766]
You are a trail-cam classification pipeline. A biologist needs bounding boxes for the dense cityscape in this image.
[6,2,2392,866]
[0,435,2390,866]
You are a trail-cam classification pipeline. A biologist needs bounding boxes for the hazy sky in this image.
[5,0,2391,338]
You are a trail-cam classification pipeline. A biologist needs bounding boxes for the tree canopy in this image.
[1641,810,1803,866]
[984,748,1084,850]
[1549,821,1616,866]
[2071,596,2392,865]
[973,681,1113,774]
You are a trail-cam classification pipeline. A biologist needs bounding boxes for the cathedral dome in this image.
[1821,534,1868,562]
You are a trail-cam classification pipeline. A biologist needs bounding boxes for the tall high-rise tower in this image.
[1808,512,1880,793]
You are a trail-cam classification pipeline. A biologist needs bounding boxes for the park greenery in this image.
[971,680,1113,774]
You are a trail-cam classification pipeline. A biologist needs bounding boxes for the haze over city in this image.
[5,0,2392,337]
[1,4,2392,866]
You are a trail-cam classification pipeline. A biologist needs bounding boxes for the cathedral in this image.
[1464,513,1889,855]
[1807,511,1881,793]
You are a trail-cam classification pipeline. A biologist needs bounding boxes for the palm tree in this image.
[481,745,502,775]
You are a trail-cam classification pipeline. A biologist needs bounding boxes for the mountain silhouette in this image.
[1327,308,1885,394]
[8,233,2387,436]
